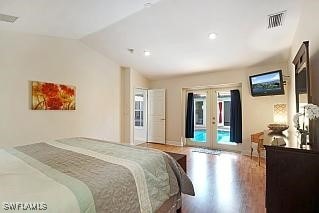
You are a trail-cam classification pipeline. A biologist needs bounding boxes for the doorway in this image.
[133,88,166,145]
[186,87,241,151]
[133,88,148,145]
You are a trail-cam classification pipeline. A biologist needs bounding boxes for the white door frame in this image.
[211,87,242,152]
[182,85,242,152]
[185,89,212,148]
[133,88,148,145]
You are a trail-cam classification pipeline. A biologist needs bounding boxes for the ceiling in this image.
[0,0,303,79]
[0,0,160,39]
[82,0,303,79]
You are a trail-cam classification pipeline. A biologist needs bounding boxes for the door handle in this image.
[161,119,166,121]
[212,122,216,124]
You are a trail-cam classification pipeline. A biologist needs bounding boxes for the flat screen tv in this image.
[249,70,285,97]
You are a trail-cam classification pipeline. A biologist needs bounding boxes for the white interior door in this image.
[148,89,166,144]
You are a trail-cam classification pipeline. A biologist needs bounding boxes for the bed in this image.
[0,137,194,212]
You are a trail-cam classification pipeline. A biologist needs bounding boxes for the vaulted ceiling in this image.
[0,0,160,38]
[0,0,303,79]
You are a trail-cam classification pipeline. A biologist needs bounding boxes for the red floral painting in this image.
[32,81,76,110]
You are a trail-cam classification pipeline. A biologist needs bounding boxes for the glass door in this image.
[186,90,211,147]
[185,87,241,151]
[211,88,240,151]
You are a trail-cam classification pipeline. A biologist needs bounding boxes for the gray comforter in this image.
[0,138,194,213]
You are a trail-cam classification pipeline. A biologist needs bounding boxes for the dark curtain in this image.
[218,102,223,123]
[230,90,242,143]
[185,93,194,138]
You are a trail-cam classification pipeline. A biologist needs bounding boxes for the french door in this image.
[186,87,240,151]
[186,89,211,147]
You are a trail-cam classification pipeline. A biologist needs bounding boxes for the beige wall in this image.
[120,67,150,144]
[121,67,131,144]
[288,0,319,130]
[151,63,288,153]
[0,31,121,148]
[288,0,319,146]
[131,69,150,90]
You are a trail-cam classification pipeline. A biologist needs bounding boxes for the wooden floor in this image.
[140,143,266,213]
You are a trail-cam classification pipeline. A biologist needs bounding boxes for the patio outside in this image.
[192,91,232,143]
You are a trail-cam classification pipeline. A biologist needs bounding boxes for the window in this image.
[134,94,144,127]
[224,101,231,126]
[195,101,204,125]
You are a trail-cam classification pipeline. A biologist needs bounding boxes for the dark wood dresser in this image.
[264,132,319,212]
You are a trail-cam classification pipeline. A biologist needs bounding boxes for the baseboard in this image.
[166,140,183,146]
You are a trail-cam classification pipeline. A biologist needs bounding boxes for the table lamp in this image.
[268,104,289,133]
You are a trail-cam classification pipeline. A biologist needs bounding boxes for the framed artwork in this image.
[32,81,76,110]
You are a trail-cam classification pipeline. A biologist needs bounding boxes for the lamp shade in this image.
[273,104,287,124]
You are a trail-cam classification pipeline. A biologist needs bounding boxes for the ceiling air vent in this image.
[0,13,19,23]
[267,11,286,29]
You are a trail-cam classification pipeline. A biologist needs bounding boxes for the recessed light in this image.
[208,33,217,40]
[144,2,152,7]
[144,50,151,56]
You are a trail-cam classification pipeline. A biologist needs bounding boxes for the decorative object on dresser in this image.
[267,124,289,134]
[164,152,187,172]
[293,104,319,148]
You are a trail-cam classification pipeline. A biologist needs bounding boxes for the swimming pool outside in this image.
[191,129,230,143]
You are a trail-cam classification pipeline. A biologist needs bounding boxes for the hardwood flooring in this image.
[140,143,266,213]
